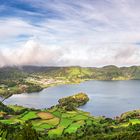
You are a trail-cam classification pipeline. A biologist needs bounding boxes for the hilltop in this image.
[1,65,140,80]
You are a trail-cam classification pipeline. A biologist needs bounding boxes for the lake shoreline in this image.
[0,78,92,100]
[1,78,136,99]
[4,80,140,118]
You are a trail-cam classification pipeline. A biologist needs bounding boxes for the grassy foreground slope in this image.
[1,93,140,140]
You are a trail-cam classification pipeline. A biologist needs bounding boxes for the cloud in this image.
[0,39,65,67]
[0,39,140,67]
[1,0,140,66]
[0,51,9,67]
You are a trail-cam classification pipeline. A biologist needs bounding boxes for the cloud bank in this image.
[0,39,140,67]
[0,0,140,67]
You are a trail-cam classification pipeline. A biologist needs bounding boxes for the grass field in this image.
[2,103,140,138]
[8,105,25,112]
[64,120,85,133]
[20,111,39,121]
[0,105,96,136]
[48,126,64,137]
[37,112,54,119]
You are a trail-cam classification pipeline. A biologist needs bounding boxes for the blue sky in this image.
[0,0,140,66]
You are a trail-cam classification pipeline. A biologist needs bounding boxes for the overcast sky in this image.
[0,0,140,67]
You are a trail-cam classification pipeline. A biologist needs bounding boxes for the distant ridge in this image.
[0,65,140,80]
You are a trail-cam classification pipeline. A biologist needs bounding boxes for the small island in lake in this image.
[58,93,89,111]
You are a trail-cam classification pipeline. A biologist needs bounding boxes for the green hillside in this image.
[0,65,140,97]
[33,65,140,80]
[1,93,140,140]
[2,65,140,80]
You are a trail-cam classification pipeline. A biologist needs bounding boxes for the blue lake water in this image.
[4,80,140,117]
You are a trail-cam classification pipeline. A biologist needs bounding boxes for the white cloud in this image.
[1,0,140,66]
[0,40,65,67]
[0,39,140,67]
